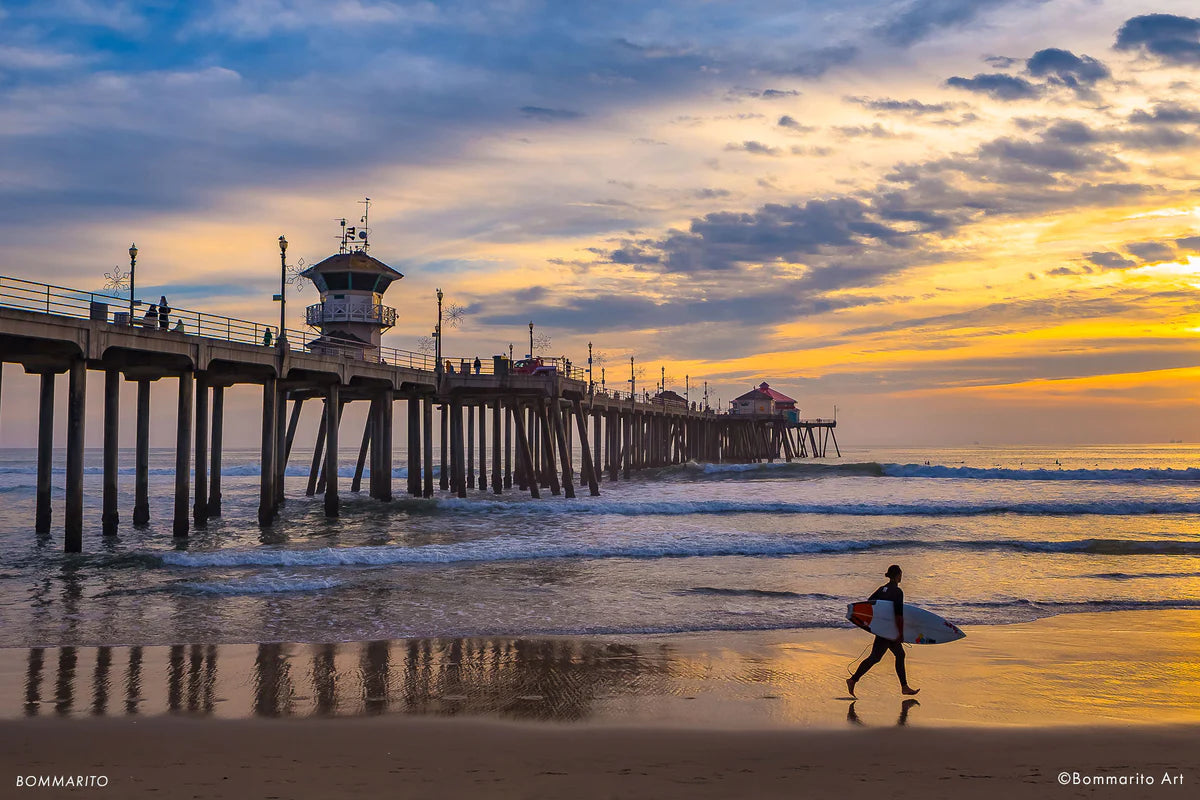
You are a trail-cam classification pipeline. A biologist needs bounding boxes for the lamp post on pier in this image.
[588,341,593,393]
[276,235,288,345]
[528,321,534,358]
[435,288,444,378]
[127,243,138,324]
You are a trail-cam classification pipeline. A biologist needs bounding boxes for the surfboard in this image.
[846,601,965,644]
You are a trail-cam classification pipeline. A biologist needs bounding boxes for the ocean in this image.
[2,444,1199,649]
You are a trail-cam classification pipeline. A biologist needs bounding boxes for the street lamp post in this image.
[528,321,534,358]
[277,236,288,345]
[435,288,444,378]
[587,342,593,393]
[127,243,138,324]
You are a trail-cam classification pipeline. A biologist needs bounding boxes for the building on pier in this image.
[730,382,799,422]
[301,222,402,359]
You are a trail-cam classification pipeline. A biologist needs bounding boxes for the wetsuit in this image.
[851,583,907,685]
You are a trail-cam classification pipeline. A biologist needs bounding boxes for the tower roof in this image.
[301,252,404,293]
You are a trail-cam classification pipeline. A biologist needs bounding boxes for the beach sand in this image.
[3,611,1198,798]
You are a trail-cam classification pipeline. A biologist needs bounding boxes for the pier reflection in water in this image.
[11,637,694,722]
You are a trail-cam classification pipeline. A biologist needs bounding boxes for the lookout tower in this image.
[302,200,402,358]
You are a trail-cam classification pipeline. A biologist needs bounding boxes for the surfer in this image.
[847,565,920,698]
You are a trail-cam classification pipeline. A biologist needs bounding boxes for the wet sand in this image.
[2,611,1199,797]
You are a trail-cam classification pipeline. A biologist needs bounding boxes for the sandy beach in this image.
[3,610,1198,797]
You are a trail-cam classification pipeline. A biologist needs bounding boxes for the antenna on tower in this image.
[357,197,371,252]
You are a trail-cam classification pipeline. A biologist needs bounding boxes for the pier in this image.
[0,273,838,553]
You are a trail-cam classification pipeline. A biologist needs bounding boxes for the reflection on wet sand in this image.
[17,638,679,722]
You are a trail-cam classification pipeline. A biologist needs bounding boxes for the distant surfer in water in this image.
[847,565,920,698]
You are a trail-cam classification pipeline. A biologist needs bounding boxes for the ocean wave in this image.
[174,575,345,595]
[1084,571,1200,580]
[435,496,1200,517]
[155,535,1200,569]
[881,464,1200,482]
[679,587,838,600]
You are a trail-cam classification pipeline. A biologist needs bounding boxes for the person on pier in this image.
[142,302,158,329]
[158,296,171,330]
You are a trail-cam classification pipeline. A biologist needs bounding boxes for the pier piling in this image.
[65,359,86,551]
[173,370,193,538]
[258,377,276,526]
[324,383,339,518]
[208,386,223,517]
[35,371,55,534]
[193,374,208,527]
[133,379,150,526]
[102,369,120,536]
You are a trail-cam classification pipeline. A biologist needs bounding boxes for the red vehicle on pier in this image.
[511,357,557,375]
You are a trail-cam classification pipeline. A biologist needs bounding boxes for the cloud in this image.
[519,106,584,121]
[945,72,1040,100]
[1025,48,1110,95]
[779,45,858,77]
[778,115,816,133]
[1125,241,1176,263]
[833,123,901,139]
[1128,102,1200,125]
[875,0,1035,47]
[1114,13,1200,66]
[1176,236,1200,252]
[1086,251,1136,269]
[845,96,954,114]
[724,141,781,156]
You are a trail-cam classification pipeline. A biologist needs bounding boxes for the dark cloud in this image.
[945,72,1041,100]
[519,105,585,121]
[1025,48,1110,94]
[1128,102,1200,125]
[778,115,816,132]
[693,187,732,199]
[1176,236,1200,252]
[1086,251,1137,269]
[1125,241,1176,263]
[780,45,859,77]
[833,123,901,139]
[1045,266,1087,276]
[984,55,1021,69]
[725,141,780,156]
[1114,13,1200,66]
[875,0,1031,47]
[845,96,954,114]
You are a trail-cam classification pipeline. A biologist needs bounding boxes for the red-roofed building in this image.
[730,382,800,422]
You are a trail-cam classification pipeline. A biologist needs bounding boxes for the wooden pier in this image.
[0,274,838,553]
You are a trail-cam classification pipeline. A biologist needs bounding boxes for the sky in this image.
[4,0,1200,446]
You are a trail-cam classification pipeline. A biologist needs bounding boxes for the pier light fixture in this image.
[436,288,444,377]
[276,235,288,345]
[588,341,593,392]
[528,321,534,358]
[127,242,138,324]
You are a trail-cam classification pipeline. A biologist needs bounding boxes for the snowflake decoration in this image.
[591,350,608,366]
[416,336,436,353]
[532,332,552,351]
[285,258,309,293]
[444,302,468,328]
[103,265,130,293]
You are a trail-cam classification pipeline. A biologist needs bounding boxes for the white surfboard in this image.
[846,600,965,644]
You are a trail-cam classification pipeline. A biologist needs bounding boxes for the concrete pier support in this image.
[407,394,421,497]
[491,400,502,495]
[466,401,475,489]
[173,370,193,538]
[504,403,512,489]
[536,400,562,497]
[472,402,482,491]
[451,400,466,499]
[65,360,86,552]
[324,383,339,518]
[306,407,327,497]
[511,403,539,499]
[592,407,602,486]
[573,400,600,496]
[102,369,120,536]
[380,390,393,502]
[422,396,434,498]
[208,386,223,517]
[273,390,287,511]
[549,399,575,499]
[439,405,449,491]
[353,409,371,494]
[258,377,276,526]
[133,379,150,525]
[35,372,55,534]
[193,374,209,527]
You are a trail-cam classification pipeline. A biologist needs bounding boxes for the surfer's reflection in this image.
[845,699,920,727]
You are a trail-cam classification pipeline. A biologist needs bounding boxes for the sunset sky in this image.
[4,1,1200,445]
